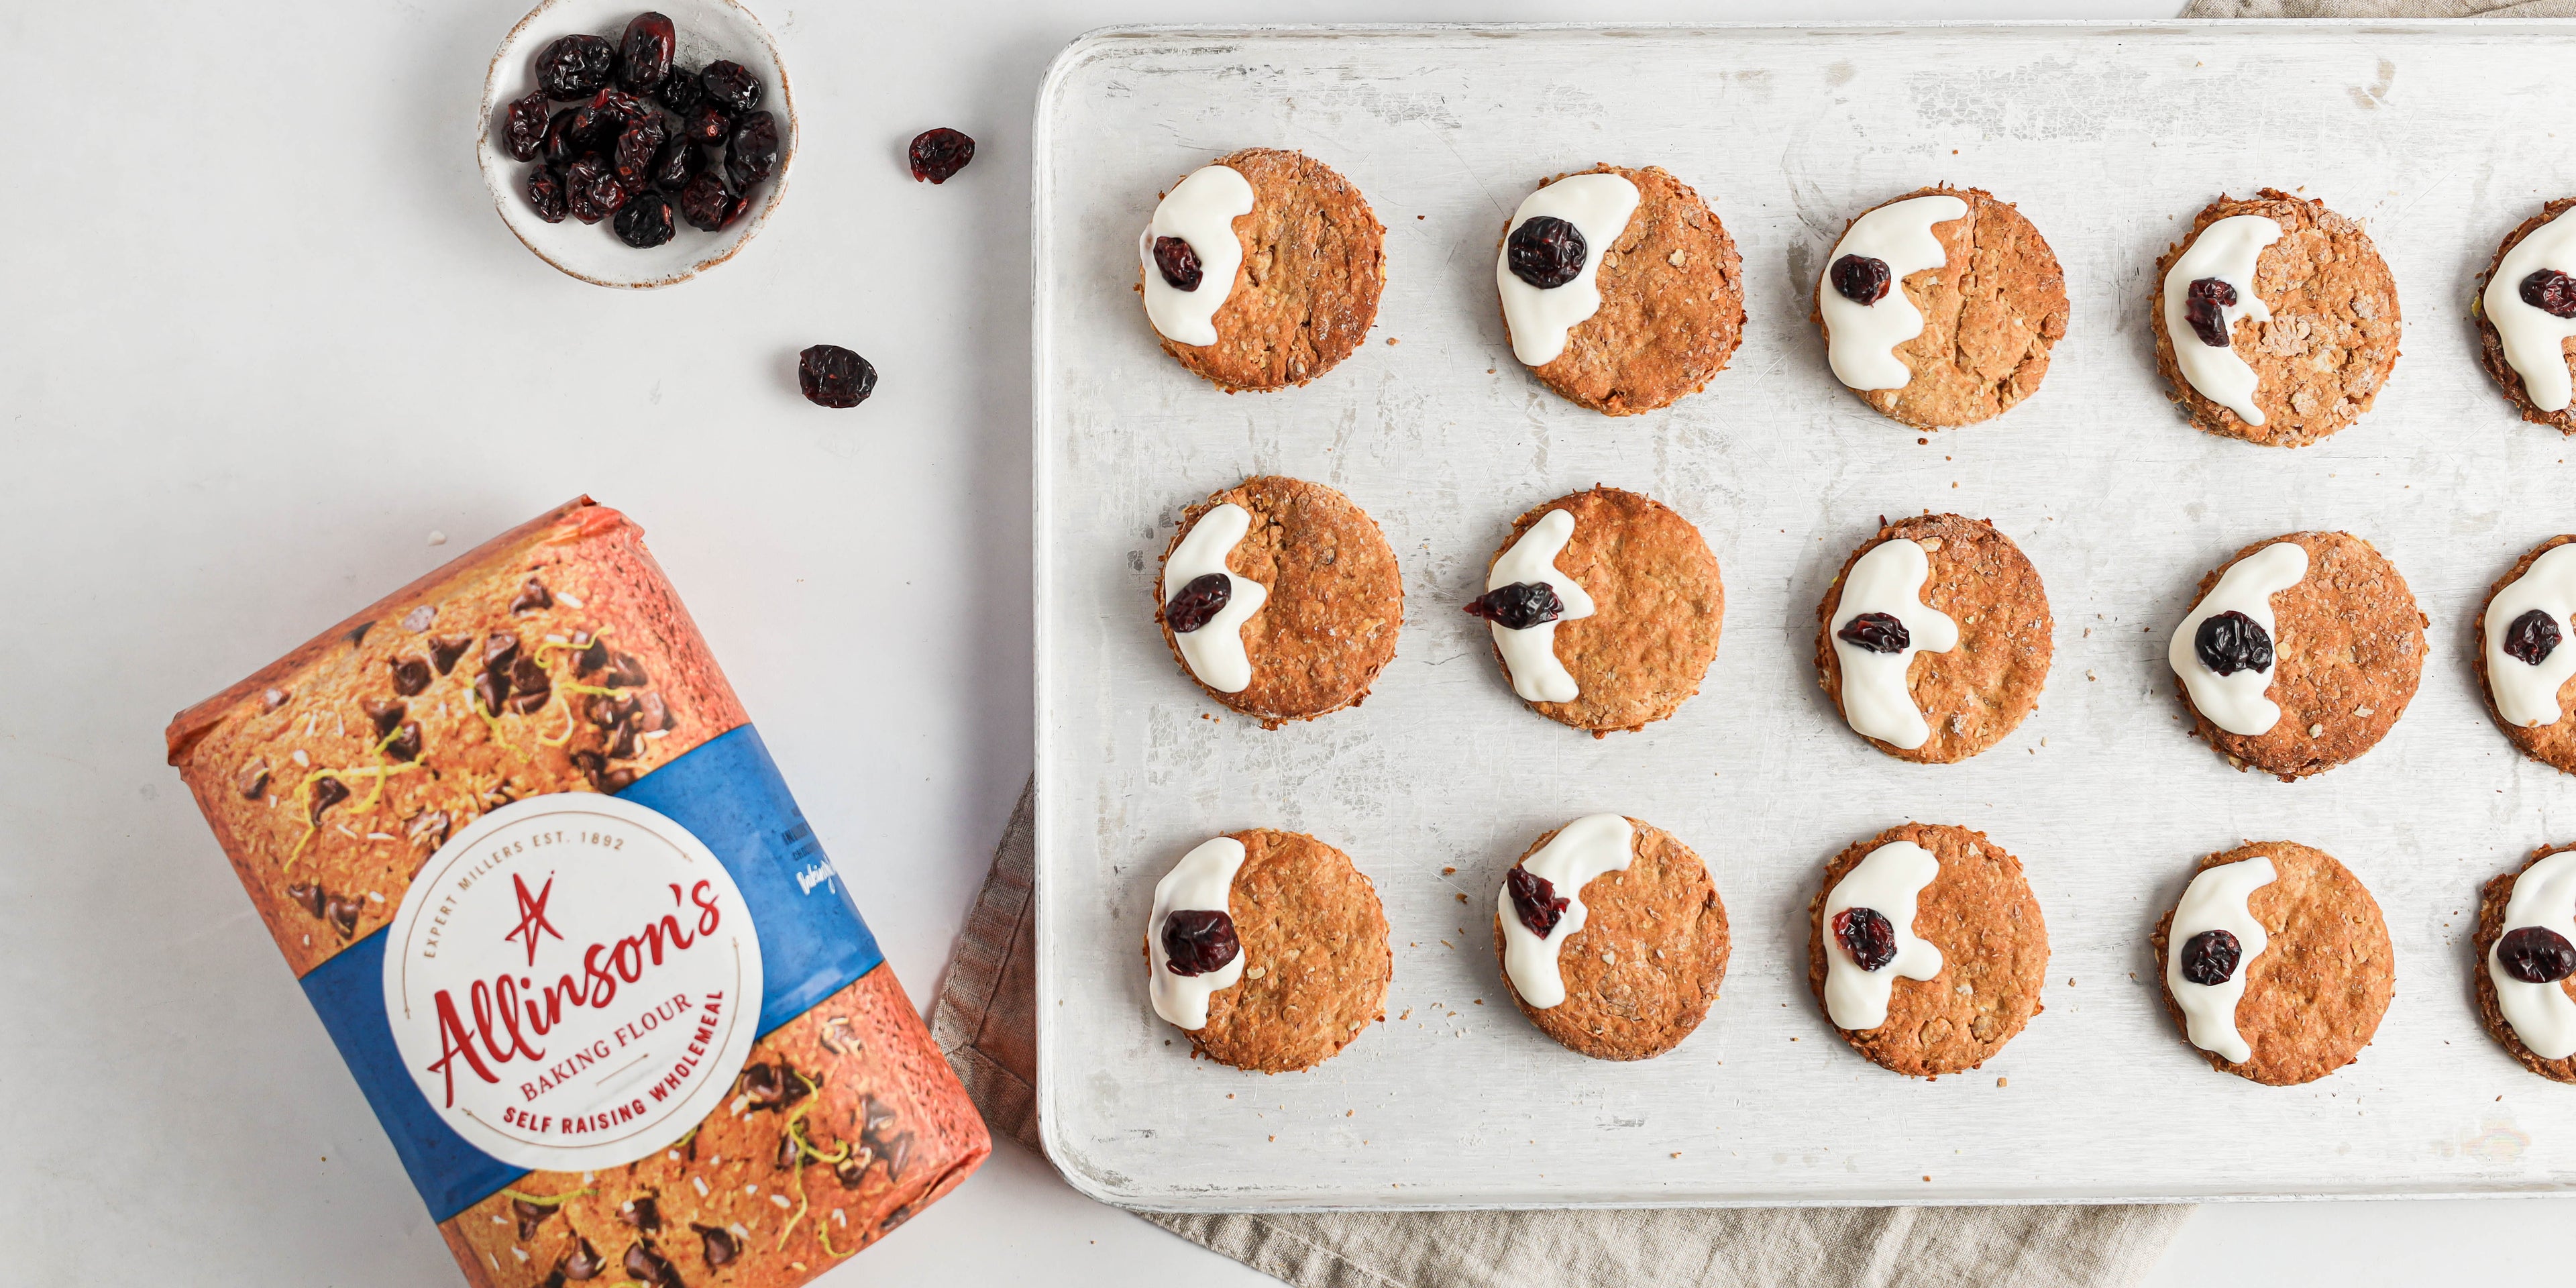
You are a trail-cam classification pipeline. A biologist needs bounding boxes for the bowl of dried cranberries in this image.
[478,0,795,288]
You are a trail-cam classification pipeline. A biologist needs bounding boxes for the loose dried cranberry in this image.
[1162,573,1230,633]
[677,170,747,231]
[797,344,877,408]
[724,111,782,190]
[525,166,570,223]
[1829,254,1892,305]
[649,134,704,193]
[1152,236,1203,291]
[682,103,732,147]
[612,115,670,193]
[2183,276,2238,348]
[1837,610,1910,654]
[655,64,704,113]
[2499,924,2576,983]
[2178,928,2242,985]
[1832,906,1898,972]
[1506,867,1569,938]
[700,60,763,113]
[614,192,676,248]
[2522,268,2576,319]
[533,34,615,101]
[503,90,551,162]
[1464,581,1564,631]
[565,156,626,224]
[2506,608,2562,666]
[616,12,676,93]
[908,127,976,183]
[541,108,582,168]
[2193,608,2273,677]
[1160,908,1240,976]
[1507,215,1587,289]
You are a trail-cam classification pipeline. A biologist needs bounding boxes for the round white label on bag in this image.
[380,793,763,1171]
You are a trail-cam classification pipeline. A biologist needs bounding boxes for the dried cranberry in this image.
[503,90,551,162]
[614,192,676,248]
[654,64,704,113]
[1507,215,1587,289]
[541,108,582,168]
[700,60,763,113]
[2193,608,2273,677]
[612,115,670,193]
[1832,906,1898,972]
[1506,867,1569,938]
[570,88,645,151]
[533,34,615,101]
[724,111,782,190]
[677,170,747,231]
[1159,908,1240,976]
[1464,581,1564,631]
[649,134,704,193]
[2178,928,2242,985]
[616,12,676,93]
[908,127,976,183]
[2522,268,2576,319]
[1836,610,1909,654]
[525,166,570,223]
[2506,608,2562,666]
[798,344,877,409]
[682,103,732,147]
[2183,276,2238,348]
[1829,254,1891,305]
[1164,572,1231,633]
[2499,924,2576,983]
[565,156,626,224]
[1152,236,1203,291]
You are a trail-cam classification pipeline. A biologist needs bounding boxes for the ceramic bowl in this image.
[476,0,796,288]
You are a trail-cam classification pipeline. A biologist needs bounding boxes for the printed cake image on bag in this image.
[165,496,988,1287]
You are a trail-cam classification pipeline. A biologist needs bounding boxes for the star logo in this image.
[504,871,564,969]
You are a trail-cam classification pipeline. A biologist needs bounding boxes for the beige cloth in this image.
[932,782,2187,1287]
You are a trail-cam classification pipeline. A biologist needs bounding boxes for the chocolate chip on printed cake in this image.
[616,1194,661,1231]
[511,1195,555,1240]
[388,655,433,695]
[364,699,407,737]
[511,577,553,614]
[622,1240,682,1288]
[507,653,553,714]
[694,1223,742,1267]
[308,775,350,824]
[428,635,472,674]
[236,757,269,800]
[405,808,450,849]
[323,893,363,941]
[288,881,326,920]
[557,1236,606,1281]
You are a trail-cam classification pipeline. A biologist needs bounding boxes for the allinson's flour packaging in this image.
[166,497,987,1287]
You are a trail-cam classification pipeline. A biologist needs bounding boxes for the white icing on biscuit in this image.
[1162,503,1270,694]
[2484,543,2576,729]
[2483,207,2576,414]
[2163,855,2276,1066]
[1820,841,1944,1032]
[1819,195,1968,391]
[2167,541,2308,737]
[1487,509,1597,704]
[1140,165,1254,347]
[1829,538,1959,751]
[2161,215,2284,425]
[1148,837,1248,1031]
[1497,172,1641,368]
[2489,850,2576,1061]
[1496,814,1635,1010]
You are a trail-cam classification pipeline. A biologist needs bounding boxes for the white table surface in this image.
[3,0,2568,1283]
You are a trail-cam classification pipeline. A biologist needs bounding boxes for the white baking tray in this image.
[1030,20,2576,1210]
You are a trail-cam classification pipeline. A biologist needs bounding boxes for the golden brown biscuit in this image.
[2174,531,2424,780]
[1814,513,2052,763]
[2151,189,2401,447]
[1811,186,2068,430]
[2473,535,2576,775]
[1806,822,2047,1078]
[2474,198,2576,433]
[1503,164,1746,415]
[1140,148,1385,392]
[2475,843,2576,1082]
[1156,476,1403,728]
[1480,486,1723,736]
[1179,830,1391,1073]
[1491,818,1729,1061]
[2152,841,2394,1086]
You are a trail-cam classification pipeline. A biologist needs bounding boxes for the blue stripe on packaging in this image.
[297,724,883,1222]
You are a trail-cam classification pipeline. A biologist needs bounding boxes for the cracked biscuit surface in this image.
[1506,164,1746,416]
[2153,841,2393,1087]
[1483,486,1724,736]
[1807,822,2047,1078]
[1815,513,2052,764]
[1811,185,2068,429]
[1142,148,1385,392]
[1178,829,1391,1073]
[2151,189,2401,447]
[1493,817,1729,1061]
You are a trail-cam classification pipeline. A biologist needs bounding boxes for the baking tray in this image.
[1030,20,2576,1210]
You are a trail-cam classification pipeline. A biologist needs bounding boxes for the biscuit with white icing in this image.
[1138,148,1385,392]
[1157,829,1390,1073]
[2473,534,2576,775]
[1814,513,2051,764]
[1491,817,1728,1061]
[2475,842,2576,1083]
[2152,841,2392,1086]
[2475,197,2576,433]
